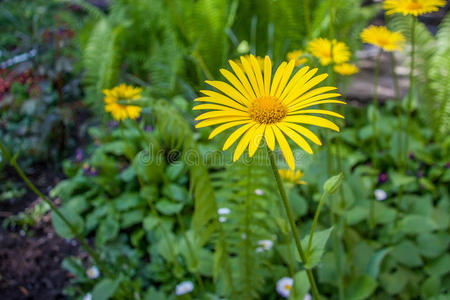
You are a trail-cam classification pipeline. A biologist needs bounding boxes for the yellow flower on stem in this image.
[103,84,143,121]
[287,50,308,67]
[361,25,405,52]
[193,55,345,169]
[334,63,360,76]
[308,38,351,66]
[383,0,446,16]
[279,169,307,185]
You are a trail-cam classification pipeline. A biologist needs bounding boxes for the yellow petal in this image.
[195,110,248,121]
[193,103,245,111]
[270,62,287,96]
[223,122,255,150]
[195,116,251,128]
[229,60,257,100]
[220,69,253,102]
[282,68,319,104]
[284,115,340,131]
[284,73,328,106]
[205,80,249,106]
[279,66,310,101]
[197,91,248,111]
[250,55,265,96]
[272,125,295,170]
[281,122,322,146]
[233,124,258,161]
[274,59,296,98]
[277,123,313,154]
[288,109,344,119]
[265,125,275,151]
[292,100,346,110]
[288,87,338,107]
[208,120,251,139]
[240,55,261,98]
[263,56,272,95]
[248,124,266,157]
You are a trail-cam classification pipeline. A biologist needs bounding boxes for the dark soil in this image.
[0,215,80,300]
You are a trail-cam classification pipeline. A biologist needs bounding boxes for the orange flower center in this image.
[249,96,287,124]
[284,284,292,291]
[407,1,422,10]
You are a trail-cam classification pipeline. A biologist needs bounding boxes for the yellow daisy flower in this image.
[360,26,405,52]
[287,50,308,67]
[279,169,307,185]
[384,0,446,16]
[308,38,351,66]
[334,63,360,76]
[193,55,345,169]
[103,84,143,121]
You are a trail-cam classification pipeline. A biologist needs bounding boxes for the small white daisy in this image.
[86,266,100,279]
[255,189,264,196]
[175,281,194,296]
[276,277,293,298]
[374,189,387,201]
[304,293,312,300]
[257,240,274,251]
[256,247,264,253]
[241,233,247,240]
[83,293,92,300]
[219,216,227,223]
[218,207,231,215]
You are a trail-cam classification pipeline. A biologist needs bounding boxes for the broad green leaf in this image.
[366,247,392,279]
[417,233,448,258]
[96,217,119,245]
[121,209,144,228]
[163,183,189,203]
[52,207,84,239]
[92,278,120,300]
[144,287,166,300]
[62,257,86,278]
[301,227,333,269]
[290,271,310,300]
[391,240,423,267]
[114,192,143,211]
[398,215,437,234]
[421,275,441,299]
[345,275,377,300]
[156,199,184,215]
[425,254,450,276]
[143,215,159,231]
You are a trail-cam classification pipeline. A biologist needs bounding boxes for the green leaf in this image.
[345,275,377,300]
[290,271,310,300]
[92,278,120,300]
[346,206,368,225]
[366,247,392,279]
[144,287,166,300]
[52,208,84,239]
[163,184,188,202]
[391,240,423,267]
[62,257,86,278]
[421,275,441,299]
[301,227,333,269]
[166,161,186,181]
[417,233,448,258]
[96,217,119,245]
[114,193,143,211]
[425,254,450,276]
[143,215,159,231]
[121,209,144,228]
[398,215,437,234]
[156,199,184,215]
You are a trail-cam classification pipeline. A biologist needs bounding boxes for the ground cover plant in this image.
[0,0,449,299]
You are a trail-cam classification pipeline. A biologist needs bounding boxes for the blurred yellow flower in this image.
[194,55,345,169]
[384,0,446,16]
[287,50,308,67]
[361,26,405,52]
[334,63,359,76]
[103,84,143,121]
[308,38,351,66]
[279,169,307,185]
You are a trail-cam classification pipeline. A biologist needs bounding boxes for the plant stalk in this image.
[303,0,312,39]
[404,16,416,164]
[0,141,112,278]
[267,149,321,300]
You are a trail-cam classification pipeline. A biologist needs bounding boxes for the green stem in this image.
[404,16,416,164]
[303,0,312,39]
[372,48,383,109]
[0,141,112,278]
[243,159,253,300]
[390,52,400,101]
[307,191,329,253]
[267,149,321,300]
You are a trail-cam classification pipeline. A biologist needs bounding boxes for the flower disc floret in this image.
[383,0,446,16]
[249,96,287,124]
